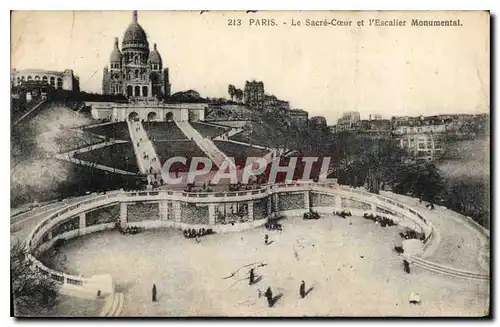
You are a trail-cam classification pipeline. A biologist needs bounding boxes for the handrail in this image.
[24,182,481,293]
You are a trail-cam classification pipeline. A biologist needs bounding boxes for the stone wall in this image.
[181,203,209,224]
[253,198,268,220]
[341,198,371,210]
[127,202,160,222]
[310,192,336,207]
[278,192,305,211]
[86,205,120,227]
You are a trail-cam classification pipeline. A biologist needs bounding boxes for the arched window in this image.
[134,86,140,97]
[56,77,63,89]
[27,76,32,81]
[49,76,55,86]
[21,76,25,81]
[142,86,148,97]
[134,70,139,79]
[42,76,48,83]
[127,85,133,97]
[35,76,40,81]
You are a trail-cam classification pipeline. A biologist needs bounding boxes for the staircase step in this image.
[106,293,120,317]
[99,293,115,316]
[113,292,125,317]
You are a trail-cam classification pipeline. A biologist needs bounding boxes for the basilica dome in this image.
[122,11,149,50]
[109,38,123,62]
[148,44,162,65]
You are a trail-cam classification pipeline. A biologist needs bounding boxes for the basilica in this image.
[102,11,171,99]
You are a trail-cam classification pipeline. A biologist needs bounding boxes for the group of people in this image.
[258,281,310,308]
[303,210,321,220]
[363,213,397,227]
[334,210,352,218]
[119,225,141,235]
[400,230,426,241]
[183,228,215,239]
[265,221,283,231]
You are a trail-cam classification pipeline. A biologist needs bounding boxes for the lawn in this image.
[143,122,188,141]
[73,142,139,173]
[154,140,216,172]
[84,122,131,141]
[190,122,230,139]
[213,141,270,167]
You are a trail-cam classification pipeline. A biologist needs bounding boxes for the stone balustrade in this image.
[23,182,458,298]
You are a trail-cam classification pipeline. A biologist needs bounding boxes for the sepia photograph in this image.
[10,10,490,317]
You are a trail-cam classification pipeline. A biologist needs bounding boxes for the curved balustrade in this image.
[22,182,484,298]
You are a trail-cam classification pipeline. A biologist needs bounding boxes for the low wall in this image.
[24,182,439,298]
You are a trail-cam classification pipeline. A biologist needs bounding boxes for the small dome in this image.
[149,43,162,65]
[122,11,148,48]
[110,37,122,62]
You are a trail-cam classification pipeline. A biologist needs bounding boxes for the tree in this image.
[11,241,59,316]
[235,89,243,103]
[228,85,236,101]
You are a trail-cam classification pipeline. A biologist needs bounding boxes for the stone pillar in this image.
[273,194,280,212]
[248,201,254,222]
[303,191,310,211]
[267,197,272,216]
[208,203,216,225]
[335,195,342,209]
[79,212,86,229]
[120,202,128,227]
[159,201,168,220]
[173,201,181,226]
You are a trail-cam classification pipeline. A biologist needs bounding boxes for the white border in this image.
[4,0,496,326]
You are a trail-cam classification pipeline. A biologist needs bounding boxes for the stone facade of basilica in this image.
[102,11,171,99]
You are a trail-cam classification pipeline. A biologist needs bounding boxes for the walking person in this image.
[300,280,306,298]
[249,268,255,285]
[152,283,157,302]
[264,286,273,307]
[264,234,269,245]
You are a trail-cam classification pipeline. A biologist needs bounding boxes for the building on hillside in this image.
[90,11,205,122]
[335,111,361,132]
[11,68,80,92]
[264,94,290,113]
[395,133,444,161]
[289,109,309,126]
[309,116,327,127]
[102,11,171,99]
[244,80,265,110]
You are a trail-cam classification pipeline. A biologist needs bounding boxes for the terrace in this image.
[190,122,230,139]
[73,142,139,173]
[84,122,131,141]
[143,122,188,141]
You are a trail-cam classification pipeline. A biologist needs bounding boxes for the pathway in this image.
[380,191,489,274]
[127,120,163,186]
[175,121,236,170]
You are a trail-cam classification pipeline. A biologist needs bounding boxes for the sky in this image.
[11,10,490,124]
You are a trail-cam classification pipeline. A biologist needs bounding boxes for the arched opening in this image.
[35,76,40,81]
[127,85,133,97]
[165,112,174,122]
[21,76,25,81]
[49,76,55,86]
[56,78,63,89]
[42,76,48,84]
[134,86,141,97]
[27,76,33,81]
[128,112,139,121]
[134,70,139,79]
[142,86,148,97]
[147,112,157,121]
[188,110,199,122]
